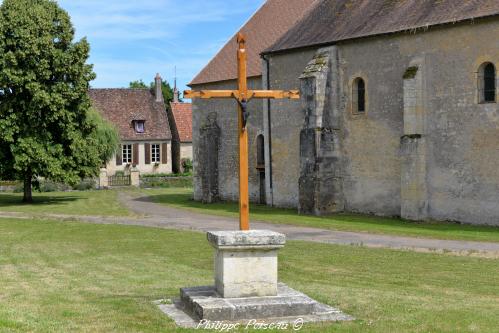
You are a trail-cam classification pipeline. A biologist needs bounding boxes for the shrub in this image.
[140,177,192,189]
[37,180,72,193]
[0,180,19,186]
[141,172,191,178]
[13,183,24,193]
[181,158,193,173]
[73,179,96,191]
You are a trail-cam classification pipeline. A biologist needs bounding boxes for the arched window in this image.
[479,62,496,103]
[353,78,366,113]
[256,135,265,168]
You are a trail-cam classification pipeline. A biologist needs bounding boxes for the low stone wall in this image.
[0,181,20,192]
[140,176,192,188]
[0,185,17,192]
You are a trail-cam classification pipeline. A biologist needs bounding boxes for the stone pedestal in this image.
[207,230,285,298]
[99,168,108,189]
[130,168,140,187]
[159,230,353,327]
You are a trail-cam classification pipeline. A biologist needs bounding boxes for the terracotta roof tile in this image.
[89,88,172,141]
[189,0,319,86]
[265,0,499,53]
[170,102,192,142]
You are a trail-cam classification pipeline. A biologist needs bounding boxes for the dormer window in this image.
[134,120,145,133]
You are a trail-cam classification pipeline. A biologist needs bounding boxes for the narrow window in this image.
[484,63,496,102]
[122,144,132,164]
[479,62,496,103]
[353,78,366,113]
[151,144,161,163]
[256,135,265,168]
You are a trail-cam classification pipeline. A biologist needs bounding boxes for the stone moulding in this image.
[207,230,286,250]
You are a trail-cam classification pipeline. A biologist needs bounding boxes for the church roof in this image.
[189,0,319,86]
[170,102,193,143]
[265,0,499,54]
[89,88,172,141]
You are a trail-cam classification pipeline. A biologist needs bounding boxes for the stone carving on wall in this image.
[199,112,221,203]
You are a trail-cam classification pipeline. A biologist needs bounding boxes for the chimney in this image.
[154,73,163,103]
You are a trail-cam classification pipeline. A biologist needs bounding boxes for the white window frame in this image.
[122,144,132,164]
[151,143,161,163]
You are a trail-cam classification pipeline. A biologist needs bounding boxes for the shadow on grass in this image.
[0,193,81,207]
[141,192,499,241]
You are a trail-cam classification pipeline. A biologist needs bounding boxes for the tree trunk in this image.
[23,172,33,203]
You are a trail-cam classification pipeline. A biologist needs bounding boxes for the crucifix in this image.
[184,33,299,231]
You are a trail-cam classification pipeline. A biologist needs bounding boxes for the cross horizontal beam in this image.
[250,90,299,100]
[184,90,237,99]
[184,89,299,100]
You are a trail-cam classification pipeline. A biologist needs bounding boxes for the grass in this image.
[0,190,129,217]
[0,217,498,332]
[142,187,499,243]
[1,186,498,243]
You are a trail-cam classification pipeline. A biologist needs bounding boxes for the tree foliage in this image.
[0,0,117,202]
[86,108,120,165]
[129,79,180,105]
[154,79,175,105]
[129,80,148,89]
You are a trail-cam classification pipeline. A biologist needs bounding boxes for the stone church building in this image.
[190,0,499,226]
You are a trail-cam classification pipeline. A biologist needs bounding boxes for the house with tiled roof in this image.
[89,74,172,177]
[192,0,499,226]
[167,87,192,173]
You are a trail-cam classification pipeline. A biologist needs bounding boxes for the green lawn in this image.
[143,187,499,243]
[0,218,497,332]
[1,187,499,243]
[0,190,129,217]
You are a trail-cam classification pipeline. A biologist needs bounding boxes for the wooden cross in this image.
[184,33,299,231]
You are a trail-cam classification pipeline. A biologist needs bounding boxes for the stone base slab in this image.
[157,283,353,328]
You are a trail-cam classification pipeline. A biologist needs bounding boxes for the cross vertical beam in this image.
[237,34,250,231]
[184,33,299,231]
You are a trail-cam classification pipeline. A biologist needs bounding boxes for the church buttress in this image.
[298,47,345,215]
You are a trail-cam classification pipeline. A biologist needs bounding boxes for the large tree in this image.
[0,0,116,202]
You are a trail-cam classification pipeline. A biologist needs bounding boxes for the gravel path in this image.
[1,191,499,257]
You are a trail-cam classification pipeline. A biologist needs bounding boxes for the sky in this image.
[56,0,266,93]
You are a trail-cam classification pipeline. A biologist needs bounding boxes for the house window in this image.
[134,120,145,133]
[122,144,132,164]
[352,77,366,113]
[479,62,496,103]
[151,144,161,163]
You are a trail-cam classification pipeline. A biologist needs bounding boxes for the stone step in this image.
[180,283,342,321]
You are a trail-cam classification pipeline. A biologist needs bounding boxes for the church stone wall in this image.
[407,20,499,225]
[266,19,499,225]
[192,19,499,225]
[337,36,406,216]
[266,49,317,208]
[191,78,263,203]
